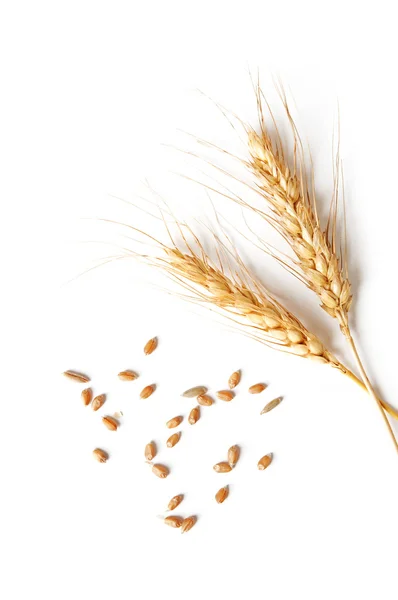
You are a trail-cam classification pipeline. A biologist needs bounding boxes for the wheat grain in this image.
[63,370,90,383]
[118,370,138,381]
[181,516,196,533]
[81,388,92,406]
[257,453,273,470]
[248,383,266,394]
[145,442,157,461]
[144,337,158,355]
[213,462,232,473]
[140,384,155,399]
[164,516,183,528]
[166,416,183,428]
[93,448,108,463]
[228,370,241,389]
[188,406,200,424]
[166,432,181,448]
[152,464,169,478]
[197,394,214,406]
[102,416,118,431]
[215,486,229,504]
[227,445,240,468]
[167,494,184,511]
[92,394,106,411]
[216,390,235,402]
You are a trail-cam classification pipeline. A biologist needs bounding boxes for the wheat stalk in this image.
[237,87,398,450]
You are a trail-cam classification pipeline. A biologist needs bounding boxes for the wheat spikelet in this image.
[247,120,352,327]
[153,236,352,374]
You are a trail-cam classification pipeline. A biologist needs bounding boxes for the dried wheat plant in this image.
[191,84,397,449]
[120,217,392,422]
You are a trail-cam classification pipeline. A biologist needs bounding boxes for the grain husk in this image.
[260,397,283,414]
[182,386,207,398]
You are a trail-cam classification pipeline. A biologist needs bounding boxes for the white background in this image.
[1,2,398,599]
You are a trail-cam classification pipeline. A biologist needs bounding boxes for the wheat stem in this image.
[342,367,398,420]
[348,338,398,452]
[338,313,398,452]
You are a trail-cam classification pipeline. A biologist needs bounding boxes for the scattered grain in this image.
[166,432,181,448]
[152,464,169,479]
[257,453,273,470]
[92,394,106,411]
[228,445,240,468]
[181,516,196,534]
[166,416,183,428]
[197,394,213,407]
[228,370,241,389]
[167,494,184,511]
[249,383,266,394]
[93,448,108,463]
[188,406,200,424]
[81,388,92,406]
[140,384,155,399]
[118,370,138,381]
[213,462,232,473]
[164,516,183,528]
[144,337,158,355]
[145,442,157,461]
[215,486,229,504]
[63,370,90,383]
[260,397,283,415]
[216,390,234,402]
[182,386,207,398]
[102,416,118,431]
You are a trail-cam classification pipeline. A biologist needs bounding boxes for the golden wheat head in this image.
[247,124,352,329]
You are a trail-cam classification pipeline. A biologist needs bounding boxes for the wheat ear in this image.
[242,89,397,450]
[133,222,380,402]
